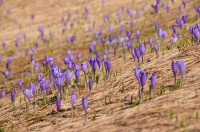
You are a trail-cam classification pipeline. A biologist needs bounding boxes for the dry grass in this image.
[0,0,200,131]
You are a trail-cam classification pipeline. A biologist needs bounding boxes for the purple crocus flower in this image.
[89,78,93,91]
[104,59,111,77]
[82,96,88,124]
[139,44,146,63]
[109,34,114,43]
[178,60,186,80]
[158,28,163,38]
[172,25,177,33]
[56,97,61,112]
[65,70,73,88]
[155,21,159,31]
[1,90,6,100]
[3,70,9,78]
[2,42,6,48]
[120,25,125,34]
[166,6,170,13]
[31,14,35,20]
[11,90,16,104]
[23,88,33,102]
[172,61,179,82]
[81,63,88,76]
[134,48,140,62]
[172,33,179,46]
[182,0,186,8]
[76,54,82,60]
[149,37,153,47]
[134,67,141,85]
[30,83,36,96]
[131,48,136,62]
[18,80,22,89]
[136,30,140,39]
[126,31,133,40]
[150,73,157,89]
[154,43,159,57]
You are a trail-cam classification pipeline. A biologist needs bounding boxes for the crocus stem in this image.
[140,88,143,104]
[181,78,184,88]
[34,96,37,106]
[85,112,88,125]
[56,112,59,125]
[71,107,74,121]
[84,75,87,88]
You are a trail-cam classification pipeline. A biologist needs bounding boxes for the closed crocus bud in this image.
[75,69,80,83]
[69,54,74,62]
[104,49,108,56]
[151,73,157,89]
[155,22,159,31]
[134,67,141,85]
[2,42,6,48]
[131,48,136,62]
[154,43,159,57]
[1,90,6,99]
[162,30,167,38]
[182,15,187,23]
[30,83,36,96]
[71,92,76,108]
[11,90,16,104]
[172,25,176,33]
[39,79,46,92]
[81,63,88,75]
[89,78,93,91]
[109,34,114,43]
[136,30,140,39]
[166,6,170,13]
[18,80,22,89]
[23,89,33,102]
[65,70,73,84]
[134,48,140,62]
[171,33,178,46]
[193,28,199,41]
[158,28,163,38]
[56,97,61,112]
[148,37,153,47]
[76,54,82,60]
[140,71,148,89]
[172,61,179,82]
[82,96,88,118]
[3,70,9,78]
[182,0,186,8]
[178,60,186,79]
[139,44,146,63]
